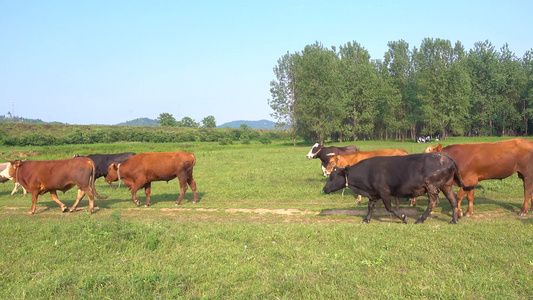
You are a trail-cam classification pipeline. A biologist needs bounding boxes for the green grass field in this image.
[1,138,532,299]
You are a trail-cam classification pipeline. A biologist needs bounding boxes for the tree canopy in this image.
[269,38,533,142]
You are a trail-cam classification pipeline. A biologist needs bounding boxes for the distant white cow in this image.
[0,162,27,196]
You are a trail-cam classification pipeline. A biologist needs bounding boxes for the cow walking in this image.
[105,151,198,207]
[322,153,482,224]
[73,152,136,187]
[325,148,413,207]
[0,157,106,214]
[306,143,359,176]
[424,138,533,216]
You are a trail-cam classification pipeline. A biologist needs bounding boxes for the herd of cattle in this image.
[0,151,198,215]
[1,138,533,224]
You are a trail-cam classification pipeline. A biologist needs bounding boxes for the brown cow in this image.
[105,151,198,207]
[325,148,412,206]
[325,148,409,175]
[424,138,533,217]
[0,157,106,214]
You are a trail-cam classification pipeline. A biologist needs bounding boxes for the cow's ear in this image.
[14,160,23,167]
[436,143,443,151]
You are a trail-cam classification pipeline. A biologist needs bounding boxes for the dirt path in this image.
[2,205,514,219]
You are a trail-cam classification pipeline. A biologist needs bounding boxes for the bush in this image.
[239,133,251,144]
[259,134,272,145]
[218,138,232,145]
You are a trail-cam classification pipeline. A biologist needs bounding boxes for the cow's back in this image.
[443,138,533,180]
[120,151,195,183]
[17,157,95,191]
[337,148,408,168]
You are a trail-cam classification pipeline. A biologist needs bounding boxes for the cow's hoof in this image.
[175,202,182,206]
[449,220,458,224]
[61,206,68,213]
[144,204,150,208]
[518,211,527,217]
[362,219,370,224]
[415,219,424,224]
[27,211,34,215]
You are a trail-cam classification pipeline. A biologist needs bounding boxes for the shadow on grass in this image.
[8,191,206,214]
[98,191,207,208]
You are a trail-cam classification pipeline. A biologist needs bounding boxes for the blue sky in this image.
[1,0,532,125]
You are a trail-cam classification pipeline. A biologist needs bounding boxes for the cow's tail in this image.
[188,153,196,176]
[452,159,483,191]
[90,161,108,200]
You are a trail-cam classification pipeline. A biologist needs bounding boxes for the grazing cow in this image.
[0,157,106,215]
[0,162,27,196]
[322,153,482,224]
[306,143,360,176]
[424,138,533,217]
[73,152,136,186]
[105,151,198,207]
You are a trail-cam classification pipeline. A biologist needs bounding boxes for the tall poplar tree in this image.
[268,52,298,145]
[293,42,347,143]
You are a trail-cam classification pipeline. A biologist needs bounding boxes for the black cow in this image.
[73,152,136,186]
[322,153,482,224]
[306,143,359,176]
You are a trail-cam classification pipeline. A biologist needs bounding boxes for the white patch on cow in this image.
[306,143,320,159]
[0,163,12,180]
[322,165,329,177]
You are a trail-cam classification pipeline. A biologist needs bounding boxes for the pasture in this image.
[1,138,532,299]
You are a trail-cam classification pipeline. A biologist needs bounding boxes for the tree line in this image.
[268,38,533,143]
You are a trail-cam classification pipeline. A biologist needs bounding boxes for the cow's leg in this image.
[355,194,362,204]
[381,194,407,223]
[11,182,21,196]
[28,191,39,215]
[440,185,459,224]
[464,189,476,217]
[456,188,466,217]
[363,199,378,223]
[394,197,400,209]
[416,192,439,224]
[175,174,190,205]
[144,182,151,207]
[50,191,68,213]
[410,197,417,206]
[131,186,141,206]
[518,173,533,216]
[187,175,198,204]
[69,189,86,212]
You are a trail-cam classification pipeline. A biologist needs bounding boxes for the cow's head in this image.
[105,163,119,184]
[423,143,443,153]
[324,153,339,176]
[306,143,324,159]
[322,166,347,194]
[0,160,24,181]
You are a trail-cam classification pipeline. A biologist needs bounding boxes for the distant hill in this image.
[0,116,49,124]
[115,118,159,126]
[217,119,278,129]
